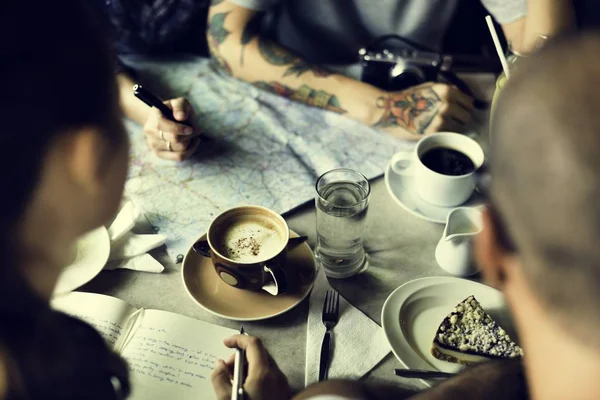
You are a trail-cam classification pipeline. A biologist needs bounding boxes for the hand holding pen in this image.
[133,85,202,162]
[232,327,246,400]
[211,333,291,400]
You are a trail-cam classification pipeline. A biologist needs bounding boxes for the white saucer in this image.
[381,277,516,386]
[54,227,110,295]
[384,161,484,224]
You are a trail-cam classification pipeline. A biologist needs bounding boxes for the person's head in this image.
[475,32,600,348]
[0,1,128,299]
[0,2,132,397]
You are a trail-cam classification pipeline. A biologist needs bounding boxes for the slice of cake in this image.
[431,295,523,365]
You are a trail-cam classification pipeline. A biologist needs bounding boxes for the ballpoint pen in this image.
[132,84,192,126]
[232,327,246,400]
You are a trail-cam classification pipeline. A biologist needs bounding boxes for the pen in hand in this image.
[214,333,291,400]
[232,327,246,400]
[132,84,192,126]
[132,84,205,160]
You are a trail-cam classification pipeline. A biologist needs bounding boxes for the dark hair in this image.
[0,1,129,398]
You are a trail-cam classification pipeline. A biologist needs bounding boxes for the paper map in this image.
[123,58,410,262]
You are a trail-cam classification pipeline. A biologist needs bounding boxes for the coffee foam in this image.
[217,216,285,262]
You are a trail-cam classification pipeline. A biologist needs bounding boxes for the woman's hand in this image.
[143,97,201,161]
[212,335,291,400]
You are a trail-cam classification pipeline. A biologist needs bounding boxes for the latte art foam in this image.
[219,220,284,262]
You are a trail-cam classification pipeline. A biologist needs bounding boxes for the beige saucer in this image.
[182,231,317,321]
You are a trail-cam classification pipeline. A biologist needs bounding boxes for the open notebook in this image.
[52,292,237,400]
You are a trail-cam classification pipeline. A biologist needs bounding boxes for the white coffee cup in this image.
[391,132,485,207]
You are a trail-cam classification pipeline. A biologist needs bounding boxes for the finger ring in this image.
[167,141,173,152]
[160,130,165,141]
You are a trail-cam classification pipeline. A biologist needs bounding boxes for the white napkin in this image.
[108,201,141,241]
[108,232,167,261]
[104,253,164,273]
[104,201,166,273]
[305,269,390,386]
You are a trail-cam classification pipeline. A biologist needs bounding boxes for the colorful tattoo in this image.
[208,12,231,49]
[254,81,346,114]
[258,38,296,66]
[240,12,263,66]
[257,38,332,78]
[373,88,441,134]
[207,12,232,74]
[283,61,332,78]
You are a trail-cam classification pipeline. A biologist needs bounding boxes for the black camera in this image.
[358,35,489,110]
[359,35,452,92]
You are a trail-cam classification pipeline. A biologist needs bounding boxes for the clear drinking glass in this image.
[315,168,370,278]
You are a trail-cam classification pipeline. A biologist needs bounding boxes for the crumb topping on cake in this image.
[433,295,523,359]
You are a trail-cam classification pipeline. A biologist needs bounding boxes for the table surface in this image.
[80,73,496,394]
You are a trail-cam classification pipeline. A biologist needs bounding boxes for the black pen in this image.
[132,84,192,126]
[232,327,246,400]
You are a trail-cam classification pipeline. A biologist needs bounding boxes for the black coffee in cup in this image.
[420,147,476,176]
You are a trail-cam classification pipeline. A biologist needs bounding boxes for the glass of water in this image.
[315,168,370,278]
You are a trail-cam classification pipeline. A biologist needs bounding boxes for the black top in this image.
[3,311,129,399]
[94,0,211,58]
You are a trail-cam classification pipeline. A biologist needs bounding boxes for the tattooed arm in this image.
[207,0,473,138]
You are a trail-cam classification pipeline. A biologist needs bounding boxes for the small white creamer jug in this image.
[435,207,483,276]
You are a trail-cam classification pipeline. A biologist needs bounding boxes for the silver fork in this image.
[319,290,340,381]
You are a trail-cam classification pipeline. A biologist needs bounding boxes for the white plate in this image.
[54,227,110,295]
[381,277,516,386]
[384,161,484,224]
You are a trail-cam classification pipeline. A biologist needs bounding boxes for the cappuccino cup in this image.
[391,132,485,207]
[193,205,294,296]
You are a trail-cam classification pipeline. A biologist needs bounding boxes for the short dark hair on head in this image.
[492,32,600,345]
[0,1,121,230]
[0,2,130,397]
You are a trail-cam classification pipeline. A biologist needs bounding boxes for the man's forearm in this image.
[206,2,384,127]
[292,379,415,400]
[409,359,528,400]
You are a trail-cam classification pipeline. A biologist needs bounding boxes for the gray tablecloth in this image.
[82,61,495,394]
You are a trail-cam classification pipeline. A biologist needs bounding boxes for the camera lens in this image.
[390,64,426,91]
